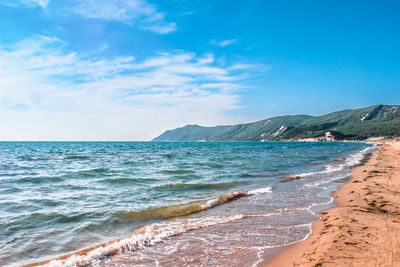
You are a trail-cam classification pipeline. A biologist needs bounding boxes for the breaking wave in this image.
[121,186,272,221]
[29,186,273,266]
[288,145,376,179]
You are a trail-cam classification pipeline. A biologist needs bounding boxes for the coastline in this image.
[265,140,400,266]
[5,141,385,266]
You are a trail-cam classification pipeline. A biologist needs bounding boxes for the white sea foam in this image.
[43,215,246,267]
[250,223,313,267]
[43,210,289,267]
[344,145,375,166]
[302,173,349,187]
[201,186,272,210]
[247,186,272,195]
[292,145,376,179]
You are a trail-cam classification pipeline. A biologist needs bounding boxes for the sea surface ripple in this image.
[0,141,373,266]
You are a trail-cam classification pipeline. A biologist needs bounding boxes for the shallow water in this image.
[0,141,374,266]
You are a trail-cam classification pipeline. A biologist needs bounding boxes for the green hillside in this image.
[152,105,400,141]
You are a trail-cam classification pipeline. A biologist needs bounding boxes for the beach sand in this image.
[266,141,400,267]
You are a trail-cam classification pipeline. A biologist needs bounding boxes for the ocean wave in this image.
[300,145,377,187]
[161,169,195,174]
[77,168,109,176]
[208,163,224,169]
[151,182,239,191]
[35,209,286,267]
[63,155,90,160]
[17,155,90,161]
[288,145,376,179]
[160,153,175,159]
[18,155,42,161]
[247,187,273,195]
[307,162,322,165]
[97,177,157,185]
[241,172,276,178]
[196,162,224,169]
[121,187,272,222]
[13,176,65,184]
[35,215,244,267]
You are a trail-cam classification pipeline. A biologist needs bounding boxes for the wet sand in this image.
[266,141,400,266]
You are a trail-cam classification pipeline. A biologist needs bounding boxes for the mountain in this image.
[152,105,400,141]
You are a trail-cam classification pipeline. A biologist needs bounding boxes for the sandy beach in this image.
[266,141,400,267]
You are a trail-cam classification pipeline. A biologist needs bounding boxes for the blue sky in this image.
[0,0,399,140]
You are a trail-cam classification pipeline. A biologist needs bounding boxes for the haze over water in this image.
[0,141,374,266]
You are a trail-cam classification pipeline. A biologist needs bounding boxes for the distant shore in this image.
[265,140,400,266]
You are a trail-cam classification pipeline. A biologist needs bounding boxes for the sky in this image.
[0,0,399,141]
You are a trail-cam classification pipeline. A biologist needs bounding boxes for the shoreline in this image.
[9,142,380,266]
[265,141,400,266]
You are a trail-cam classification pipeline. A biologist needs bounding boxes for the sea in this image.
[0,141,375,266]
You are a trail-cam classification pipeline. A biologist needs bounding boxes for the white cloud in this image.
[70,0,156,21]
[6,0,176,34]
[0,35,257,141]
[0,0,49,8]
[143,22,177,34]
[28,0,49,8]
[212,39,238,48]
[68,0,176,33]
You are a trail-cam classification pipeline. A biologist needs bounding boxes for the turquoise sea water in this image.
[0,141,374,266]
